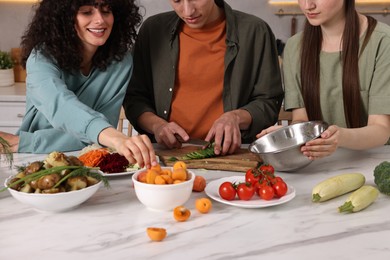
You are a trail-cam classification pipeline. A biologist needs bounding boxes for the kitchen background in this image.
[1,0,390,53]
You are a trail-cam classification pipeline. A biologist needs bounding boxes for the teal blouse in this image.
[17,50,132,153]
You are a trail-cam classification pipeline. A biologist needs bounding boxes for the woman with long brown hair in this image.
[258,0,390,160]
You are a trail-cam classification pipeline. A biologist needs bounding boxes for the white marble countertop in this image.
[1,146,390,260]
[0,82,26,102]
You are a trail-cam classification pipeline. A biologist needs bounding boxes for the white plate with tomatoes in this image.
[205,176,296,208]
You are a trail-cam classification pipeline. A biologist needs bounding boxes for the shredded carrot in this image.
[78,149,109,167]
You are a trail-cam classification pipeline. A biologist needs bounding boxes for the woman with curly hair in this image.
[0,0,157,169]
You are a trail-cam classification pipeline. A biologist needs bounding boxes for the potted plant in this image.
[0,50,15,87]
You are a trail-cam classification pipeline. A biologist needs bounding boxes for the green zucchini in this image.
[312,173,365,202]
[338,185,379,213]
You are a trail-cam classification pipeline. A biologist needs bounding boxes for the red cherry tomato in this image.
[273,181,288,198]
[253,181,263,194]
[269,176,284,186]
[274,176,284,183]
[258,185,275,200]
[236,183,255,201]
[219,181,237,201]
[245,169,260,186]
[260,164,275,175]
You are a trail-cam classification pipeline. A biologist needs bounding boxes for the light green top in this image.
[283,21,390,127]
[17,49,132,153]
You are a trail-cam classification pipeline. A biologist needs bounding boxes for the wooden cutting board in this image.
[157,145,261,172]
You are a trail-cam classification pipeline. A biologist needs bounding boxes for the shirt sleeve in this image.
[283,34,305,111]
[366,29,390,115]
[18,129,89,153]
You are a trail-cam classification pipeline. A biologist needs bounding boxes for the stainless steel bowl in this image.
[249,121,329,172]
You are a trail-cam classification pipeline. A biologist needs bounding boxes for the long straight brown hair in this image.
[300,0,377,128]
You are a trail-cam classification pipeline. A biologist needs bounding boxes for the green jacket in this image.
[124,1,283,143]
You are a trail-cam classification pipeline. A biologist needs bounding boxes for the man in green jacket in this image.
[123,0,283,155]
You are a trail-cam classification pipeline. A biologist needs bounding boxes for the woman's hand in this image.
[98,128,157,169]
[0,131,19,153]
[301,125,339,160]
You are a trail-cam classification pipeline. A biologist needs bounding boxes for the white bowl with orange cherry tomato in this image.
[132,162,195,211]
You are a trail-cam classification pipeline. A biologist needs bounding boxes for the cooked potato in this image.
[86,176,99,186]
[66,176,88,191]
[44,151,70,168]
[42,187,61,194]
[8,177,23,191]
[67,155,84,166]
[25,161,43,175]
[37,173,61,190]
[20,184,33,193]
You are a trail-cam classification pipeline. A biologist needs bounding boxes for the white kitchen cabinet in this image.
[0,83,26,134]
[0,101,25,133]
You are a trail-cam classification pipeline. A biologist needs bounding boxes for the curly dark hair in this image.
[20,0,142,71]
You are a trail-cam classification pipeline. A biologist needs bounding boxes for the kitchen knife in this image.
[174,134,210,146]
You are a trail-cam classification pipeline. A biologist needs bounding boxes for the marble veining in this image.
[1,146,390,260]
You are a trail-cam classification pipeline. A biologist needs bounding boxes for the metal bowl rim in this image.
[248,121,329,154]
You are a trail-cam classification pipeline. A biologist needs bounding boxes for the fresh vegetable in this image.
[272,180,288,198]
[260,164,275,175]
[312,173,365,202]
[218,164,288,201]
[195,198,212,213]
[1,152,110,194]
[245,168,261,187]
[373,161,390,195]
[236,182,255,200]
[258,185,275,200]
[219,181,237,200]
[338,185,379,213]
[78,148,109,167]
[168,143,216,161]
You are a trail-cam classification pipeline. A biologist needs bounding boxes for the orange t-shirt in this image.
[169,17,226,139]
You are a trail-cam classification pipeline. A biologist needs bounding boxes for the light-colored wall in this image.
[1,0,389,52]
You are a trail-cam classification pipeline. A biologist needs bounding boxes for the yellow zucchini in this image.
[312,173,365,202]
[338,185,379,213]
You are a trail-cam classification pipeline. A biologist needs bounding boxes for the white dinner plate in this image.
[100,156,160,177]
[101,169,139,177]
[205,176,296,208]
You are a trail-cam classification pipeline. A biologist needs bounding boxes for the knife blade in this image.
[174,134,210,146]
[186,138,210,146]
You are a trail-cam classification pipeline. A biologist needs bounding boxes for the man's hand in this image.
[154,121,189,149]
[205,111,242,155]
